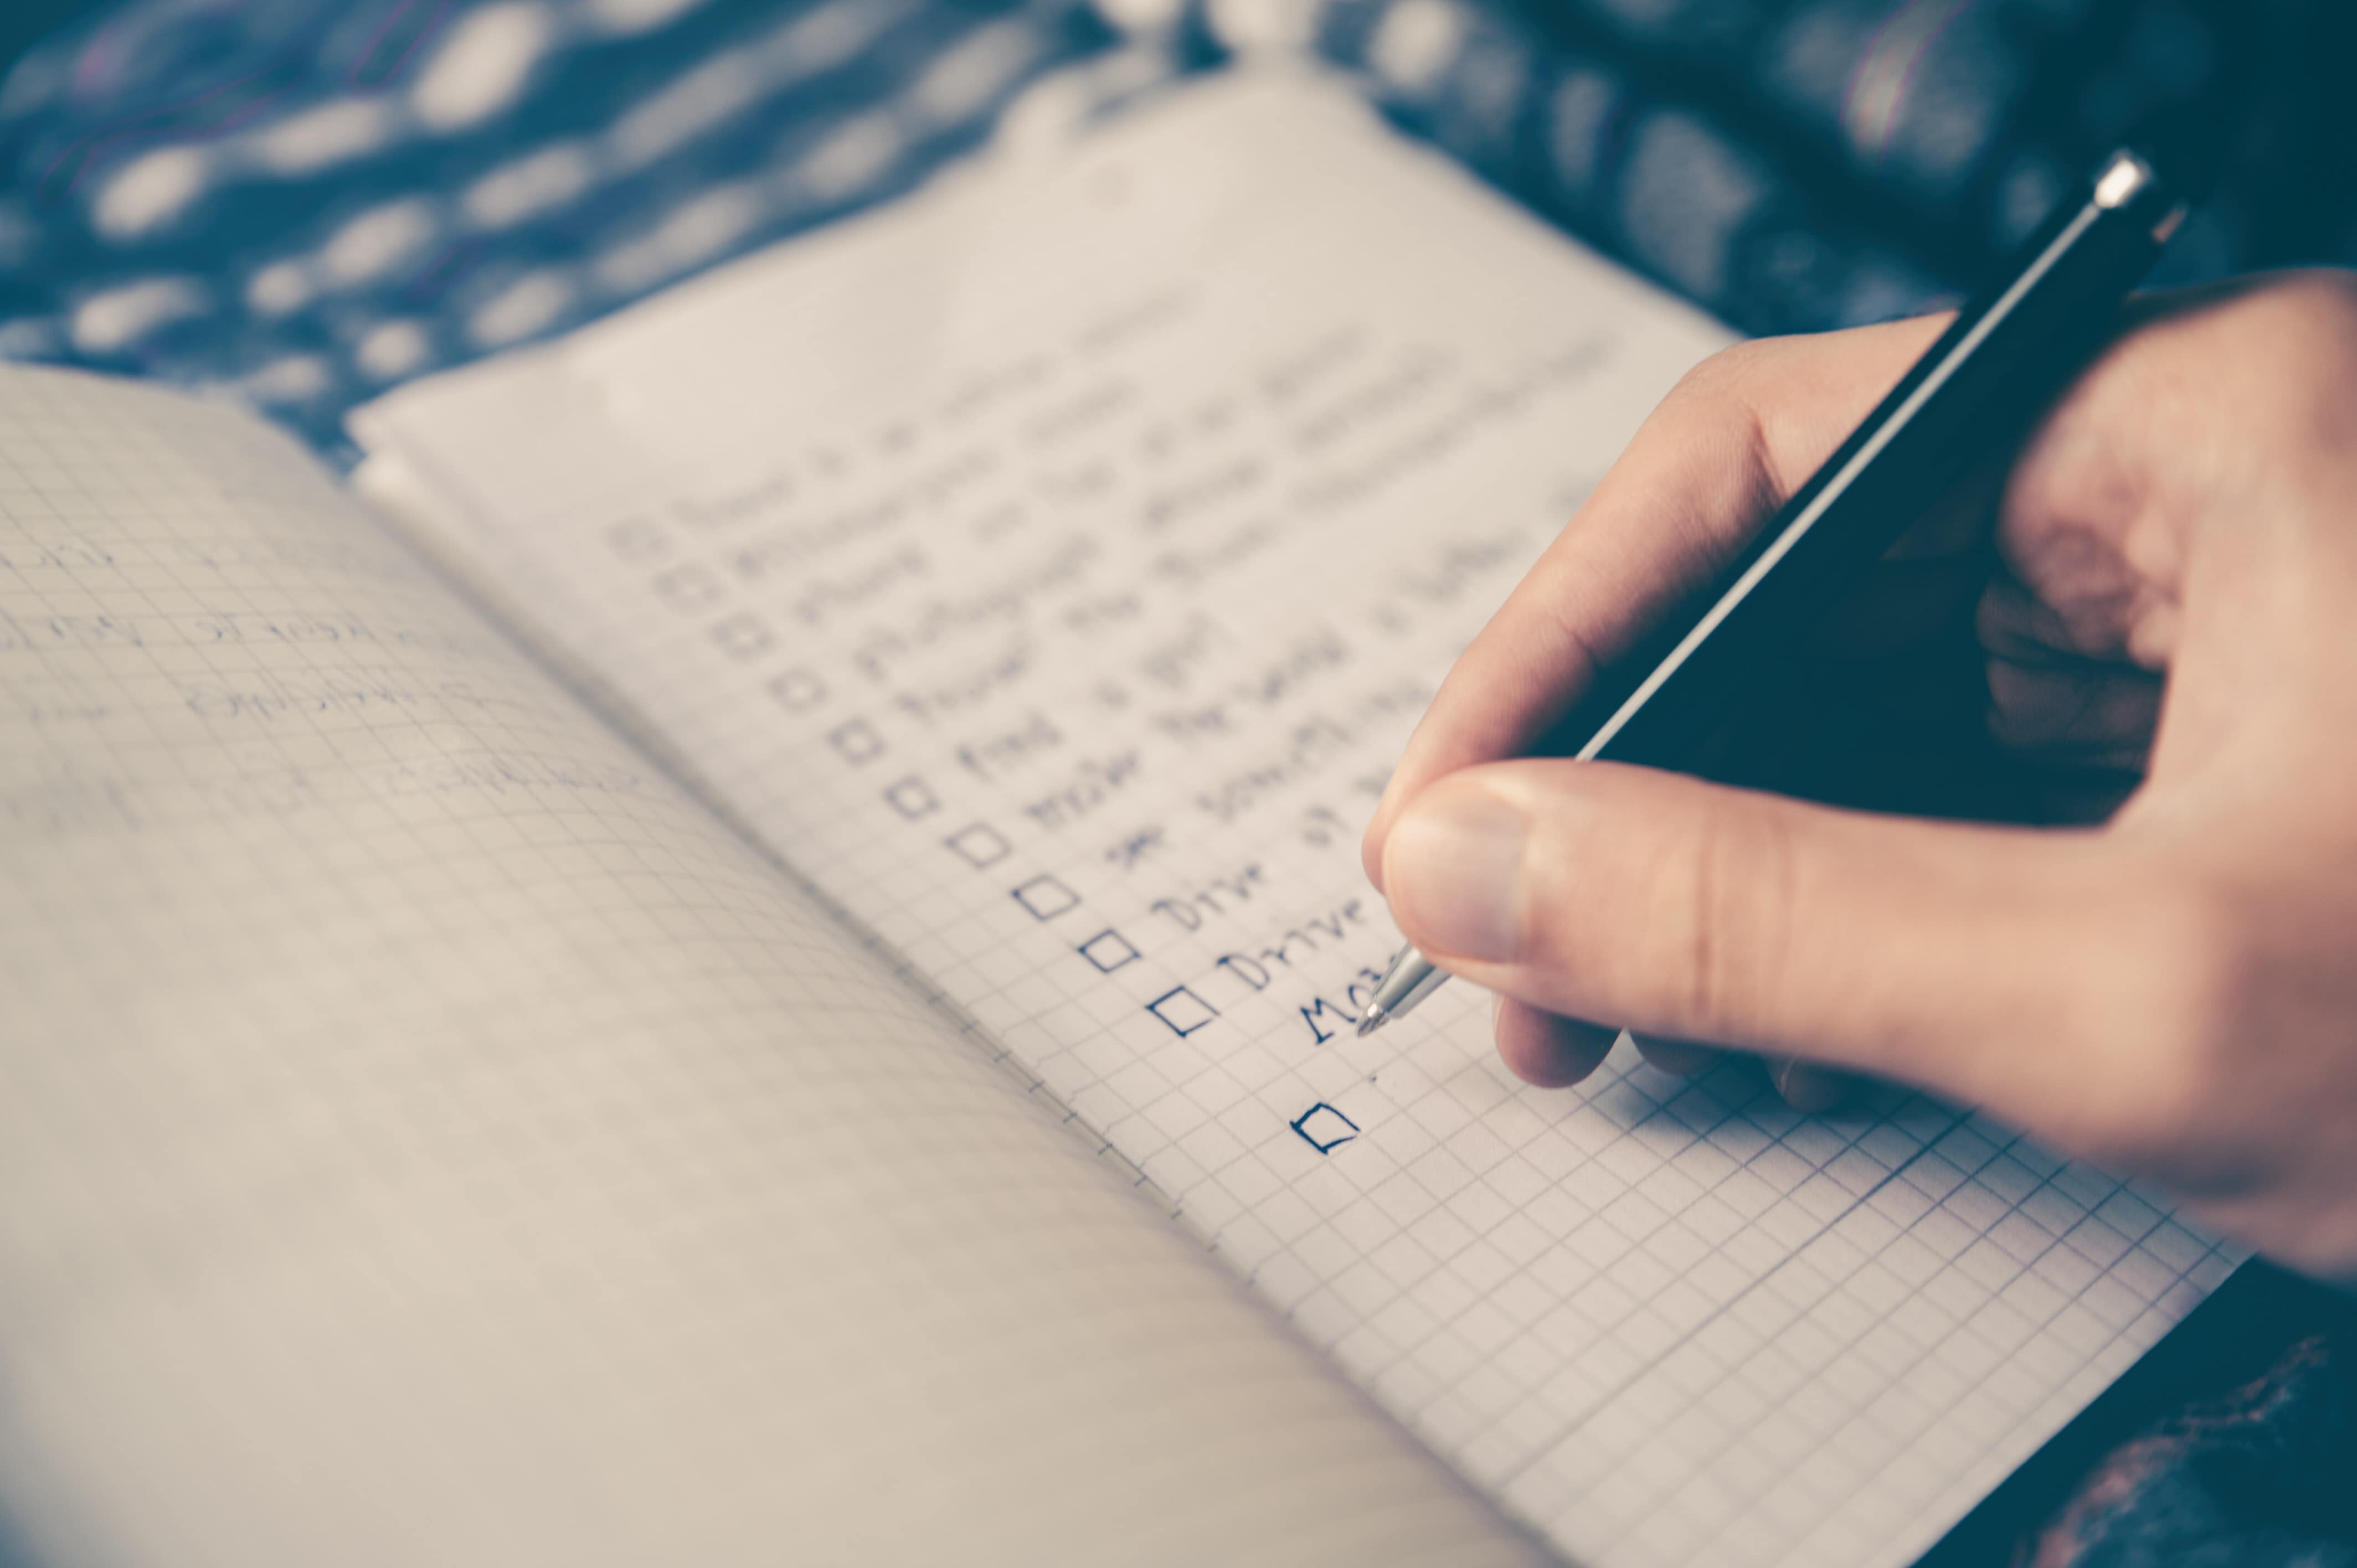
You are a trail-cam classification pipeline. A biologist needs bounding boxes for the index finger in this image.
[1362,313,1953,889]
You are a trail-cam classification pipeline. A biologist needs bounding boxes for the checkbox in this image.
[767,668,825,712]
[604,518,667,563]
[1290,1101,1360,1154]
[944,823,1011,868]
[653,564,721,612]
[884,776,939,819]
[1078,929,1139,973]
[711,611,774,662]
[1012,874,1080,920]
[827,719,885,765]
[1147,985,1217,1038]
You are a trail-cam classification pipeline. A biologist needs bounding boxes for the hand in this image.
[1360,272,2357,1283]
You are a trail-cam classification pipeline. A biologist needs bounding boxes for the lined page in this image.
[0,364,1545,1568]
[356,70,2236,1568]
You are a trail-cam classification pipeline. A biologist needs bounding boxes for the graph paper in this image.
[357,69,2237,1568]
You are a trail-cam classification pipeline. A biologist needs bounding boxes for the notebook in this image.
[0,65,2233,1568]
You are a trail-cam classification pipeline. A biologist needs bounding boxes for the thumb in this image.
[1378,760,2117,1115]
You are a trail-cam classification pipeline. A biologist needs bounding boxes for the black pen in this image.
[1359,146,2193,1037]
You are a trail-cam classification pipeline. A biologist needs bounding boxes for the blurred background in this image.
[0,0,2350,457]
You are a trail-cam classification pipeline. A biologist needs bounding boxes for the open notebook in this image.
[1,67,2231,1568]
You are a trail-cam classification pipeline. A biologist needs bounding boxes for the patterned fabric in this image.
[2019,1332,2357,1568]
[0,0,1129,451]
[0,0,2350,455]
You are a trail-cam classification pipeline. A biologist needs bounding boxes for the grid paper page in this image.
[356,69,2238,1568]
[0,364,1547,1568]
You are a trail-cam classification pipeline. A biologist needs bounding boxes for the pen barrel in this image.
[1566,157,2184,774]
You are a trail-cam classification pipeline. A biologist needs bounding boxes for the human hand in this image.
[1361,272,2357,1282]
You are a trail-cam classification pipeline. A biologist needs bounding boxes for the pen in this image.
[1359,145,2193,1038]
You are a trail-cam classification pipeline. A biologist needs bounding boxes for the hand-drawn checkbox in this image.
[711,611,775,662]
[604,517,668,563]
[827,718,884,765]
[767,668,826,712]
[884,776,939,819]
[1078,929,1140,973]
[1011,874,1080,921]
[1290,1101,1360,1154]
[944,822,1011,868]
[1147,985,1217,1038]
[653,564,721,612]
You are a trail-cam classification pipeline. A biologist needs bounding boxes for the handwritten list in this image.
[357,71,2236,1568]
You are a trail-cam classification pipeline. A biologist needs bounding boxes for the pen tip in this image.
[1356,1007,1387,1038]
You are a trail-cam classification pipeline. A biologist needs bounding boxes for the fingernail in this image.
[1385,784,1527,962]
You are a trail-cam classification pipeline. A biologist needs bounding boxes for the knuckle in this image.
[2263,269,2357,337]
[1676,338,1774,395]
[2212,272,2357,408]
[1658,341,1783,441]
[1645,348,1785,537]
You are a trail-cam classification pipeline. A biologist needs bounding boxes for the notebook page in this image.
[354,69,2237,1568]
[0,364,1545,1568]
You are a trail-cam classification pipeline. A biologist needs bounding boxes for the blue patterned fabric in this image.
[1,0,2350,456]
[0,0,1131,451]
[2026,1332,2357,1568]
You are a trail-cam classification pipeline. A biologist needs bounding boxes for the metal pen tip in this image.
[1360,944,1448,1032]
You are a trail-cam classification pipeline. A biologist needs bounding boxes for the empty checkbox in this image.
[604,518,668,563]
[653,564,721,612]
[1290,1101,1360,1154]
[944,823,1011,868]
[1147,985,1217,1037]
[1012,874,1080,920]
[767,668,826,711]
[827,719,885,765]
[1078,929,1139,973]
[884,776,939,819]
[711,611,775,662]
